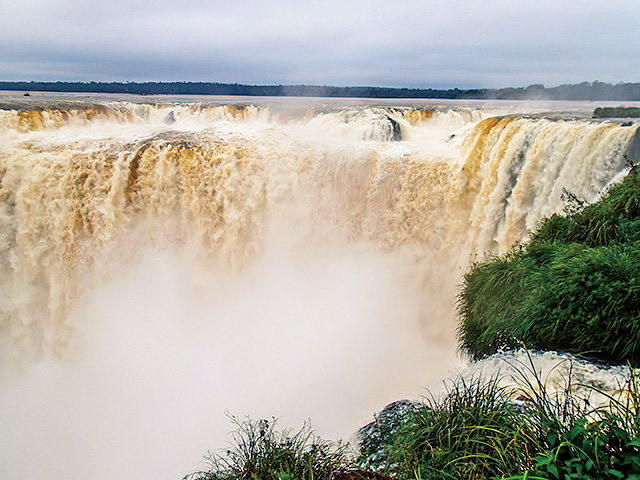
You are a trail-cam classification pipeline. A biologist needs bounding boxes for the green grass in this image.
[382,375,541,480]
[358,353,640,480]
[593,107,640,119]
[183,415,352,480]
[457,168,640,365]
[503,353,640,480]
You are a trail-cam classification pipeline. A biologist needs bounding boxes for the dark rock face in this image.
[334,468,394,480]
[628,126,640,163]
[356,399,420,467]
[386,116,402,141]
[164,111,176,125]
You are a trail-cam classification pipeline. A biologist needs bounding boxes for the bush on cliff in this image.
[457,167,640,365]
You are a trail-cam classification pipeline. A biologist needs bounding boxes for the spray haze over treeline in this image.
[4,80,640,100]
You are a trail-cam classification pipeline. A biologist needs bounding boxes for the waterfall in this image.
[0,97,636,480]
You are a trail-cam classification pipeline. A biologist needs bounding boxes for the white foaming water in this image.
[0,94,638,480]
[449,350,631,407]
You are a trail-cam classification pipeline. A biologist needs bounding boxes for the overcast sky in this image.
[1,0,638,89]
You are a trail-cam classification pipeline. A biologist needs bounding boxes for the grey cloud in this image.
[2,0,639,87]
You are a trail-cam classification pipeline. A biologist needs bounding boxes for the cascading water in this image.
[0,94,637,480]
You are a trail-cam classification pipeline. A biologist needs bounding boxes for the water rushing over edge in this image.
[0,96,638,480]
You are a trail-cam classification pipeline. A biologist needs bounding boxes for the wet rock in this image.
[628,127,640,164]
[335,469,394,480]
[386,115,402,141]
[164,111,176,125]
[356,399,420,467]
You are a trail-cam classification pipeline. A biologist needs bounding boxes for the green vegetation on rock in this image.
[594,107,640,118]
[381,376,540,480]
[189,361,640,479]
[457,167,640,365]
[358,356,640,480]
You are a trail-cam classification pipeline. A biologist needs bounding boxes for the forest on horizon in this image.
[2,80,640,101]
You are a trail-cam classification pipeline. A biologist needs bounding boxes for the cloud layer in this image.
[1,0,639,88]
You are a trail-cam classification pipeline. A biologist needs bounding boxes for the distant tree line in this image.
[2,80,640,100]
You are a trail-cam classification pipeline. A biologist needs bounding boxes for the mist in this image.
[0,225,460,480]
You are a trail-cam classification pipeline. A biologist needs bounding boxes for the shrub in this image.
[458,169,640,365]
[504,353,640,480]
[184,415,351,480]
[383,376,541,480]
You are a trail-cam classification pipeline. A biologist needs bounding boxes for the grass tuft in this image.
[184,414,351,480]
[378,375,541,480]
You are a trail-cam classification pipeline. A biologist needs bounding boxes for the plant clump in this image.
[457,168,640,365]
[503,354,640,480]
[358,355,640,480]
[381,376,541,480]
[593,107,640,119]
[183,415,353,480]
[185,358,640,480]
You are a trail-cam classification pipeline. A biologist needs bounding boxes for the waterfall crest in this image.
[0,102,637,358]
